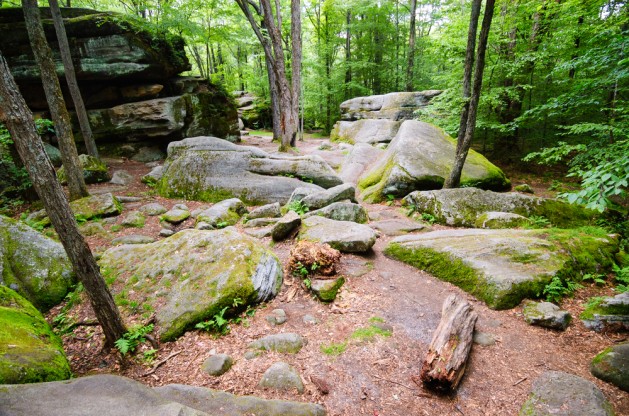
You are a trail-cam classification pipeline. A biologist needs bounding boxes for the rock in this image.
[331,119,401,144]
[520,371,615,416]
[116,196,142,203]
[472,331,496,346]
[591,343,629,392]
[474,211,531,229]
[248,202,282,220]
[338,143,384,185]
[0,285,71,384]
[287,187,318,204]
[310,277,345,302]
[369,218,429,236]
[339,257,373,277]
[57,154,110,185]
[303,314,318,325]
[131,146,165,163]
[243,227,273,239]
[196,198,248,228]
[173,203,189,211]
[111,234,155,245]
[157,137,342,204]
[303,202,369,224]
[100,228,282,341]
[43,143,62,167]
[248,333,305,354]
[162,208,191,224]
[299,216,377,253]
[357,121,510,202]
[142,165,164,186]
[156,383,326,416]
[0,215,74,311]
[266,309,287,326]
[160,229,175,237]
[71,193,123,221]
[243,218,279,228]
[523,301,571,330]
[300,183,356,210]
[201,354,233,377]
[288,241,341,276]
[337,90,442,121]
[195,222,213,230]
[140,202,168,216]
[271,211,301,241]
[403,188,596,228]
[121,211,145,228]
[79,222,107,237]
[259,362,305,393]
[515,184,535,194]
[581,292,629,332]
[385,228,618,310]
[109,170,133,186]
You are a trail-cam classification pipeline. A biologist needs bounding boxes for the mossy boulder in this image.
[121,211,145,228]
[331,119,401,144]
[474,211,531,229]
[581,292,629,332]
[57,154,110,185]
[403,188,596,228]
[522,301,571,330]
[195,198,248,228]
[385,228,618,310]
[310,277,345,302]
[157,137,341,205]
[248,333,305,354]
[0,215,74,311]
[303,202,369,224]
[590,343,629,392]
[259,362,305,393]
[99,228,283,341]
[357,121,510,202]
[338,90,442,121]
[0,285,71,384]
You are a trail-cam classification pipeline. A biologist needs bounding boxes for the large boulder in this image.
[28,192,123,227]
[403,187,596,228]
[57,154,110,185]
[357,121,510,202]
[99,228,283,341]
[338,143,383,184]
[0,215,74,311]
[0,285,71,384]
[385,228,618,309]
[157,137,343,205]
[520,371,615,416]
[591,343,629,392]
[581,292,629,332]
[331,119,401,144]
[338,90,442,121]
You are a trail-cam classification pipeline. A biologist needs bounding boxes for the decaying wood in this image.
[142,350,183,377]
[420,294,478,391]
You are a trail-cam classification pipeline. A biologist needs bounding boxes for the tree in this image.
[235,0,302,151]
[22,0,88,200]
[49,0,99,159]
[405,0,417,91]
[443,0,495,189]
[0,50,127,348]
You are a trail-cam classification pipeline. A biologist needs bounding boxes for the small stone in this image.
[303,314,318,325]
[243,227,273,239]
[248,203,282,220]
[190,207,209,218]
[248,333,305,354]
[162,208,190,224]
[244,351,259,360]
[159,229,174,237]
[112,235,155,245]
[110,170,133,186]
[141,166,163,185]
[515,184,535,194]
[310,277,345,302]
[116,196,142,203]
[271,211,302,241]
[173,203,189,211]
[121,211,145,228]
[473,331,496,346]
[139,203,167,216]
[259,362,304,393]
[201,353,233,376]
[131,146,165,163]
[243,218,279,228]
[265,309,287,326]
[79,222,106,237]
[523,301,571,330]
[195,221,213,230]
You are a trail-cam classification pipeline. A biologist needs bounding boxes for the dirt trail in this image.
[56,134,628,416]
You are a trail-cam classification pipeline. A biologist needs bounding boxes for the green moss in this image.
[357,159,396,203]
[350,324,392,342]
[581,296,629,320]
[591,346,614,366]
[0,286,71,384]
[312,277,345,302]
[320,342,347,356]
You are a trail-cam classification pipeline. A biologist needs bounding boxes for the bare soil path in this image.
[50,134,628,416]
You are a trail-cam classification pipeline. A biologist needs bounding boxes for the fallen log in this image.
[420,294,478,391]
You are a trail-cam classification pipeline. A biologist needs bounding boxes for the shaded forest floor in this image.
[40,134,628,416]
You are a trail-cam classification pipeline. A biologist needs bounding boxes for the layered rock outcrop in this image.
[0,8,239,146]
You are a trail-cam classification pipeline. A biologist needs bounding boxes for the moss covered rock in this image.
[0,215,74,311]
[0,285,71,384]
[99,228,282,341]
[474,211,531,229]
[338,90,442,121]
[357,121,510,202]
[331,119,401,144]
[195,198,247,228]
[581,292,629,332]
[310,277,345,302]
[590,343,629,392]
[299,216,377,253]
[403,188,596,228]
[57,154,110,185]
[303,202,369,224]
[385,228,618,310]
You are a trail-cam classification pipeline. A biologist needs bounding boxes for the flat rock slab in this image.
[370,218,429,236]
[111,234,156,245]
[304,202,369,224]
[158,137,342,204]
[582,292,629,332]
[520,371,615,416]
[385,228,618,309]
[99,228,283,341]
[591,343,629,392]
[337,90,442,121]
[248,333,305,354]
[331,119,401,144]
[299,216,377,253]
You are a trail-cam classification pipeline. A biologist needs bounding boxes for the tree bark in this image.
[405,0,418,92]
[443,0,495,189]
[0,51,127,349]
[420,294,478,391]
[344,9,352,99]
[22,0,88,201]
[49,0,98,159]
[289,0,302,148]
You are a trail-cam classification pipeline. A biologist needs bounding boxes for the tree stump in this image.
[420,294,478,391]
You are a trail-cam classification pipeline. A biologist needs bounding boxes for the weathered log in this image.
[420,294,478,391]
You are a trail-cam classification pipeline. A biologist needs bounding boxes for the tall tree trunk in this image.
[406,0,418,92]
[444,0,495,189]
[344,10,352,99]
[22,0,88,201]
[289,0,302,148]
[0,51,127,348]
[49,0,98,159]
